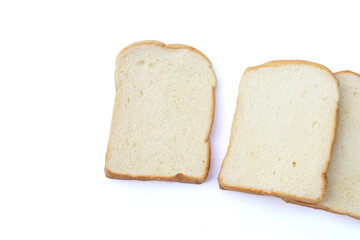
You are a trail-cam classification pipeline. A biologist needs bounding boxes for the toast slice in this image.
[105,41,216,183]
[284,71,360,219]
[218,60,339,202]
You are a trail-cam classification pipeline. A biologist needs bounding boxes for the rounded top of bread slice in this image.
[335,70,360,78]
[219,60,339,202]
[116,40,213,67]
[244,60,338,82]
[114,41,216,91]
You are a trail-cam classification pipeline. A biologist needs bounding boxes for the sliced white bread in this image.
[284,71,360,219]
[105,41,216,183]
[218,60,339,202]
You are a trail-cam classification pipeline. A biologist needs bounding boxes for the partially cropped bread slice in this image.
[105,41,216,183]
[284,71,360,219]
[218,60,339,202]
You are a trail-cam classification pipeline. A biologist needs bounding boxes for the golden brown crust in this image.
[219,180,324,203]
[319,105,339,197]
[244,60,338,86]
[105,168,206,184]
[247,59,332,71]
[218,60,339,203]
[283,198,360,220]
[115,40,166,63]
[205,87,216,141]
[106,40,216,184]
[116,40,213,67]
[335,70,360,78]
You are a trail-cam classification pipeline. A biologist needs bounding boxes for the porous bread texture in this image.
[218,60,339,202]
[284,71,360,219]
[105,41,216,184]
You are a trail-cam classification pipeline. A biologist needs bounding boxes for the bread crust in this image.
[218,60,339,203]
[335,70,360,78]
[283,198,360,220]
[281,70,360,220]
[105,40,216,184]
[115,40,213,67]
[105,168,206,184]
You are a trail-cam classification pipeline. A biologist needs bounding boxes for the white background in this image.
[1,0,359,239]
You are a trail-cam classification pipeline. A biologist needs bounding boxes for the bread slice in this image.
[218,60,339,202]
[105,41,216,184]
[284,71,360,219]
